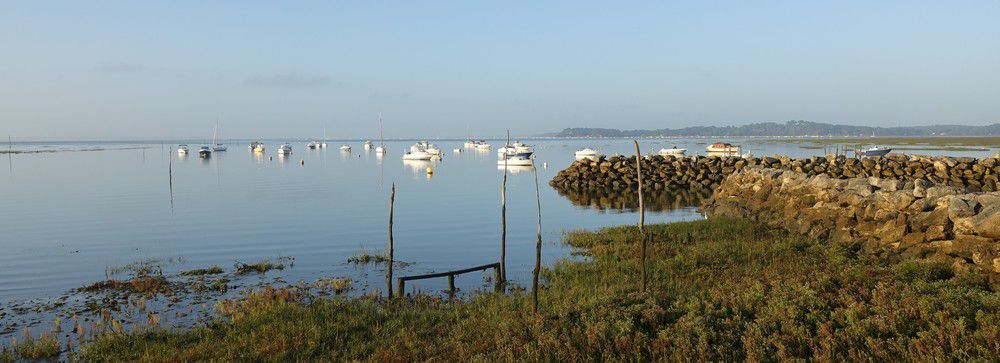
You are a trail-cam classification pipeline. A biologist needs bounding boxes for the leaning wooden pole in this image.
[633,140,647,293]
[387,183,396,297]
[532,163,543,313]
[500,130,509,285]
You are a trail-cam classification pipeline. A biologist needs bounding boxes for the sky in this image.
[1,1,999,140]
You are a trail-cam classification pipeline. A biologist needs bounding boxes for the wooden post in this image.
[494,265,502,292]
[532,163,543,314]
[500,129,509,285]
[397,278,404,298]
[633,140,647,294]
[447,274,455,294]
[387,183,396,298]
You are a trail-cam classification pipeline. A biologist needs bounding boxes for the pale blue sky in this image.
[1,1,998,139]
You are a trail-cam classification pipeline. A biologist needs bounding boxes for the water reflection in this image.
[497,164,535,174]
[554,187,711,212]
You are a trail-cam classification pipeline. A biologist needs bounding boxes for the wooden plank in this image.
[399,263,500,282]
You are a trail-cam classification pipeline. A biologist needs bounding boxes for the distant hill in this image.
[545,121,1000,137]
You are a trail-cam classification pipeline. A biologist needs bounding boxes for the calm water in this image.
[0,138,995,334]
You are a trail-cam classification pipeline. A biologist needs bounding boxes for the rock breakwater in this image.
[550,154,1000,193]
[705,168,1000,273]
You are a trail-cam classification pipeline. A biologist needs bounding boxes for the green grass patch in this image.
[235,256,293,275]
[180,266,224,276]
[1,331,60,362]
[347,249,391,265]
[78,218,1000,361]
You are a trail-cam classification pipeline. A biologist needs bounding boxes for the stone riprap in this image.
[704,168,1000,273]
[549,154,1000,193]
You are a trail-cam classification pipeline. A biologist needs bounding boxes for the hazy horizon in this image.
[2,1,999,140]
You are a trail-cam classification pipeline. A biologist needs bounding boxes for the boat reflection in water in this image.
[497,164,534,174]
[553,186,712,213]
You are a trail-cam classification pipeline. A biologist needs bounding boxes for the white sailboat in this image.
[374,113,387,154]
[211,122,228,151]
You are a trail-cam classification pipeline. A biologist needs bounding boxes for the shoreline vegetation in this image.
[12,218,988,361]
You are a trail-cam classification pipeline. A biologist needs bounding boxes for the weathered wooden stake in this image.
[500,129,509,285]
[387,183,396,298]
[532,163,543,314]
[634,140,647,293]
[447,274,455,295]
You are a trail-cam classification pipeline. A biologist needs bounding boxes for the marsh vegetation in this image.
[73,218,1000,361]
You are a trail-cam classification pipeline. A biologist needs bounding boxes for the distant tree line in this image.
[545,120,1000,137]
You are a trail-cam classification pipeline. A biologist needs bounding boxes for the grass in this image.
[80,275,172,295]
[347,249,391,265]
[0,331,60,362]
[180,266,224,276]
[235,256,294,275]
[77,218,1000,361]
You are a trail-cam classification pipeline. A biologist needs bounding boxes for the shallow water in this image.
[0,138,994,336]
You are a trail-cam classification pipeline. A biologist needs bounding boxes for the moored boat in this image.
[177,144,189,154]
[198,146,212,158]
[706,143,741,153]
[277,143,293,154]
[574,148,599,160]
[659,147,686,156]
[340,144,352,151]
[860,146,892,157]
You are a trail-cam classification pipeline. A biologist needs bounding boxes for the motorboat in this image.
[198,146,212,158]
[177,144,189,154]
[658,147,686,156]
[475,142,492,150]
[307,142,318,150]
[498,141,533,156]
[402,150,434,160]
[498,153,534,166]
[213,144,228,152]
[375,145,386,154]
[364,141,373,150]
[253,143,265,153]
[425,144,441,156]
[706,143,741,153]
[453,148,462,154]
[249,141,264,151]
[860,146,892,157]
[277,143,293,154]
[340,144,352,151]
[574,148,599,160]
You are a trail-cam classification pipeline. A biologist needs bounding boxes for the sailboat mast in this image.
[378,112,384,147]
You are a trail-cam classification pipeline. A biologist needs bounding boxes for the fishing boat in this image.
[364,140,373,150]
[211,123,227,151]
[177,144,189,154]
[277,143,293,154]
[198,146,212,158]
[574,148,599,160]
[658,147,687,156]
[306,141,318,150]
[860,146,892,157]
[706,143,741,153]
[340,144,352,151]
